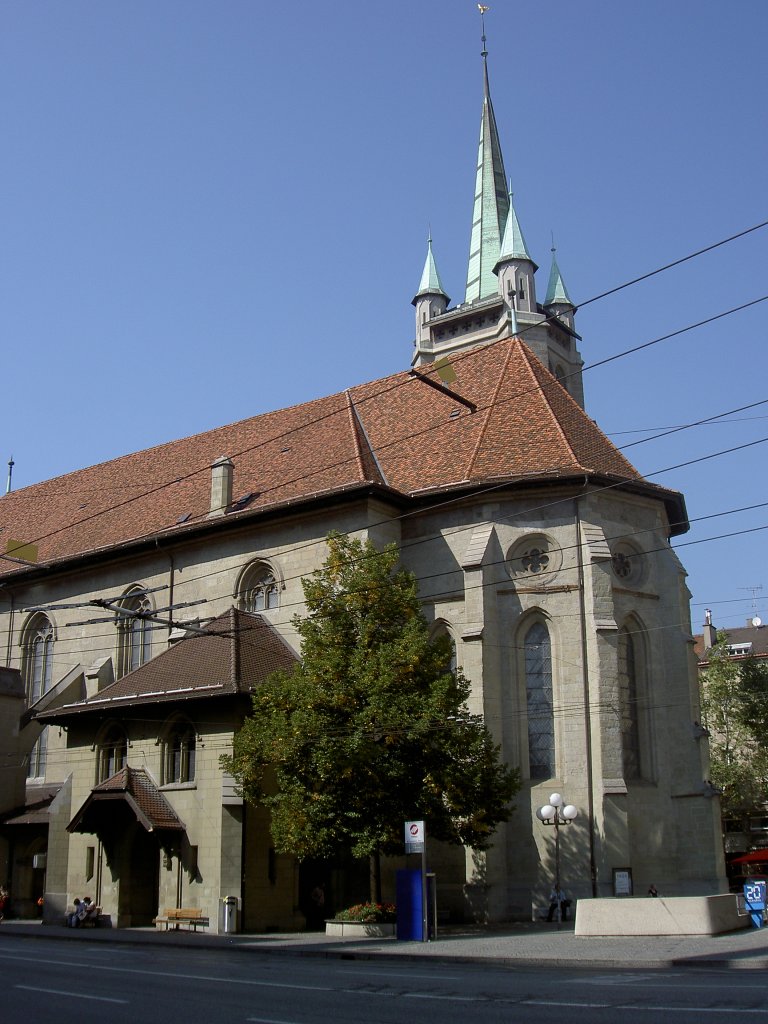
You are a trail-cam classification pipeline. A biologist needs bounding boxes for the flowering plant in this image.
[334,901,396,923]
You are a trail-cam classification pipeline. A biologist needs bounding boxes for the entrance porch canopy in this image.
[68,766,185,835]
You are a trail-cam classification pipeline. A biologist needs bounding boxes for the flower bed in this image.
[325,919,395,938]
[326,901,396,938]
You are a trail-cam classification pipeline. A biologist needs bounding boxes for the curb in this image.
[3,923,768,970]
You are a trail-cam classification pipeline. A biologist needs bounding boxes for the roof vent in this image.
[209,457,234,518]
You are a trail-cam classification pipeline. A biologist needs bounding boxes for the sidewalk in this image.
[3,918,768,969]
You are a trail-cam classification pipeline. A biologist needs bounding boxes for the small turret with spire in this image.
[413,234,450,349]
[544,243,575,331]
[494,187,538,333]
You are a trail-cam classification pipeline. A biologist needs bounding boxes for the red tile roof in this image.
[39,609,297,719]
[0,338,686,576]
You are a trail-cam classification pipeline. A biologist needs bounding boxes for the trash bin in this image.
[220,896,238,934]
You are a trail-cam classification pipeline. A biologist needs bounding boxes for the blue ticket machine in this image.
[744,879,766,929]
[396,869,436,941]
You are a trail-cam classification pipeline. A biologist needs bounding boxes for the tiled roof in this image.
[38,608,298,720]
[67,766,184,833]
[694,623,768,663]
[0,783,60,827]
[0,338,686,576]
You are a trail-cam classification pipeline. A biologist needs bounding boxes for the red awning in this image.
[730,850,768,865]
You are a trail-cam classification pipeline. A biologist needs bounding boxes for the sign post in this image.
[744,880,766,929]
[404,820,428,942]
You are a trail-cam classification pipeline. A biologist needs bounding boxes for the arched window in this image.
[27,729,48,780]
[525,621,554,779]
[162,720,196,785]
[22,614,54,704]
[116,589,152,677]
[618,625,642,780]
[239,562,279,612]
[432,622,458,674]
[97,726,127,783]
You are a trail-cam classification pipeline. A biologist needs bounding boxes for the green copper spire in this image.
[495,190,536,269]
[414,235,449,301]
[544,247,574,307]
[464,47,509,304]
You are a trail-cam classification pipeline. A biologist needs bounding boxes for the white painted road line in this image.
[16,984,128,1004]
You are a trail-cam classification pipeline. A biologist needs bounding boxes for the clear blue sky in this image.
[1,1,766,632]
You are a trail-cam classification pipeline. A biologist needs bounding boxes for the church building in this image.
[0,40,724,929]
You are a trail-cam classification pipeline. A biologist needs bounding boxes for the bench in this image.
[153,907,209,932]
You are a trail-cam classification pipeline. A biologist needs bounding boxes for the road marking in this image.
[578,974,768,991]
[403,993,480,1002]
[522,1000,768,1015]
[15,984,128,1004]
[336,969,462,980]
[340,989,397,997]
[0,952,331,990]
[247,1018,304,1023]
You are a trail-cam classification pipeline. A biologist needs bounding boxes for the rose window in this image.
[521,547,550,574]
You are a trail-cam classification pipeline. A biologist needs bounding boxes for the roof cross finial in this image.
[478,4,490,58]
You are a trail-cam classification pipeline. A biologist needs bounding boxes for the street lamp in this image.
[537,792,578,925]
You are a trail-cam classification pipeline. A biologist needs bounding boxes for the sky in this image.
[1,0,766,633]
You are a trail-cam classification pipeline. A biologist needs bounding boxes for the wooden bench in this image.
[153,907,209,932]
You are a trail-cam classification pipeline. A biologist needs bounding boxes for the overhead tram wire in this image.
[10,491,768,659]
[1,286,766,575]
[7,403,768,647]
[0,218,765,561]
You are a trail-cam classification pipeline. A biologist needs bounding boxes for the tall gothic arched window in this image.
[618,626,641,779]
[239,562,279,612]
[525,621,554,779]
[432,622,458,675]
[27,727,48,779]
[23,614,54,705]
[116,589,152,677]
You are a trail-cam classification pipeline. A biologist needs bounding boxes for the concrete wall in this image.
[575,894,748,936]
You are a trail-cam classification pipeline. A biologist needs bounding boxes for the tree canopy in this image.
[700,632,768,818]
[223,532,518,868]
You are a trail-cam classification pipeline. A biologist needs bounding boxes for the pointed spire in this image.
[495,188,536,270]
[414,234,449,302]
[464,25,509,304]
[544,245,574,308]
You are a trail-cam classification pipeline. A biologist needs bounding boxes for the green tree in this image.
[222,532,518,900]
[700,632,768,819]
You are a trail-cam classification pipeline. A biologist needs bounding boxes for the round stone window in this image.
[508,534,562,581]
[610,543,644,585]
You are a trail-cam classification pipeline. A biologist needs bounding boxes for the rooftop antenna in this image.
[478,4,490,57]
[741,584,764,626]
[6,456,14,494]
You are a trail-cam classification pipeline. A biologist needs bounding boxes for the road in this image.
[1,934,767,1023]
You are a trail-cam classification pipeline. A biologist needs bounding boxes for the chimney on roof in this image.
[703,609,717,651]
[209,457,234,517]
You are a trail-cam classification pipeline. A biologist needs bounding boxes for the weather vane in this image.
[478,4,490,55]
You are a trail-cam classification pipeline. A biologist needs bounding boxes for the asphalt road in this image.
[1,934,768,1023]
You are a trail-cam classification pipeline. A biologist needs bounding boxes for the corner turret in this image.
[493,190,538,332]
[413,236,450,348]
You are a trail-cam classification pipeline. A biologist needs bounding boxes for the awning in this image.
[67,766,185,835]
[730,850,768,865]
